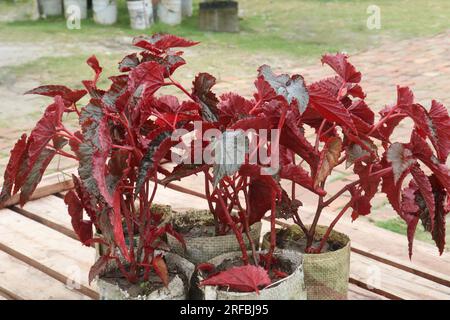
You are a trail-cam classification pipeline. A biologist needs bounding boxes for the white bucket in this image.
[181,0,192,17]
[127,0,153,30]
[39,0,63,16]
[63,0,88,19]
[93,0,117,25]
[157,0,182,25]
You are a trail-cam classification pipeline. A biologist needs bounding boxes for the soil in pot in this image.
[96,252,194,300]
[167,209,262,264]
[198,250,306,300]
[263,225,351,300]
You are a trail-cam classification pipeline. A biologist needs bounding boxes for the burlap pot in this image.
[167,210,262,264]
[262,225,350,300]
[198,250,306,300]
[96,252,195,300]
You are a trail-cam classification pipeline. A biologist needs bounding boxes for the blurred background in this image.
[0,0,449,247]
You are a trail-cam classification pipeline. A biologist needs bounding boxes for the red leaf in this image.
[92,117,113,206]
[308,82,356,133]
[19,148,57,206]
[25,85,86,105]
[192,73,219,122]
[89,254,111,285]
[280,114,319,169]
[133,34,199,53]
[400,181,420,258]
[429,176,447,255]
[64,190,93,244]
[200,265,272,293]
[410,164,435,232]
[248,177,276,225]
[321,53,361,83]
[119,53,140,72]
[428,100,450,162]
[152,255,169,287]
[280,164,326,196]
[128,61,165,96]
[86,55,102,84]
[111,191,130,262]
[254,76,277,102]
[19,96,64,179]
[0,134,27,205]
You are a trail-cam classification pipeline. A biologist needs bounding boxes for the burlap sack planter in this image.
[167,210,262,264]
[198,250,306,300]
[96,252,195,300]
[262,225,350,300]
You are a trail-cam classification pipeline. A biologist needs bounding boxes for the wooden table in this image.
[0,170,449,300]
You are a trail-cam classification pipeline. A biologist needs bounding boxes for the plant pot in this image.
[127,0,153,30]
[63,0,88,19]
[96,252,195,300]
[198,0,239,33]
[198,250,306,300]
[39,0,63,16]
[262,225,351,300]
[93,0,117,25]
[167,210,262,264]
[181,0,192,17]
[157,0,182,25]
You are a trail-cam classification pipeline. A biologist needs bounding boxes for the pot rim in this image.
[262,225,351,258]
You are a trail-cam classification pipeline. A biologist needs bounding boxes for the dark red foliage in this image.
[1,35,448,291]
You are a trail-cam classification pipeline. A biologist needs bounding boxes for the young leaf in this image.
[314,137,342,188]
[152,255,169,287]
[200,265,272,293]
[257,65,309,113]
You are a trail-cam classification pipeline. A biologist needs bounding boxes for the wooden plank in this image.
[0,208,98,299]
[350,251,450,300]
[0,251,89,300]
[0,169,76,208]
[347,283,387,300]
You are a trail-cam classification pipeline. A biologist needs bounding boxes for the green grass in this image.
[1,0,449,57]
[376,217,449,251]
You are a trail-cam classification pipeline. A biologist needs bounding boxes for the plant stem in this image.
[316,200,353,252]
